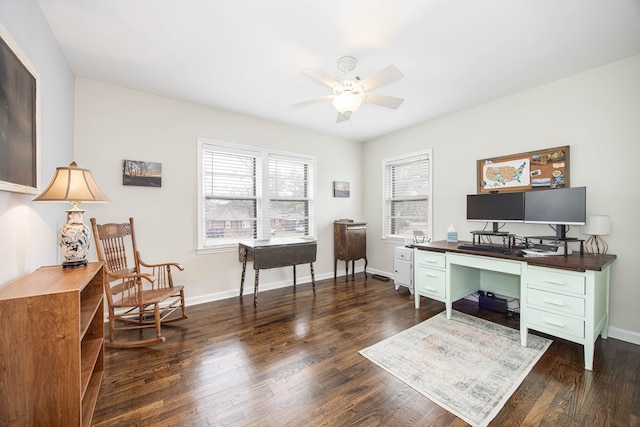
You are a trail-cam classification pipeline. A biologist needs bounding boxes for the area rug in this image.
[359,310,552,427]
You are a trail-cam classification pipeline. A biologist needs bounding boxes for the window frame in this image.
[381,149,433,242]
[197,138,316,253]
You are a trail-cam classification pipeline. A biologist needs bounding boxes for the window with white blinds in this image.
[268,154,313,237]
[383,150,432,240]
[197,139,315,250]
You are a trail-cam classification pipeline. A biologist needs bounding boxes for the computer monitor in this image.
[524,186,586,239]
[466,192,525,233]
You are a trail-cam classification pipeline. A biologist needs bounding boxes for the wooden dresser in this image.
[333,220,367,281]
[0,262,105,426]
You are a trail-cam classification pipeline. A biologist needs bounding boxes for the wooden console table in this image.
[239,237,317,308]
[412,240,616,371]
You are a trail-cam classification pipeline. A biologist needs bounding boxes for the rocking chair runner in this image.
[90,217,187,348]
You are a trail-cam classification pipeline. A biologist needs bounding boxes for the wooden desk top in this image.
[411,240,616,273]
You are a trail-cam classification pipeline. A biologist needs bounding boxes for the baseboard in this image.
[185,268,385,308]
[607,326,640,346]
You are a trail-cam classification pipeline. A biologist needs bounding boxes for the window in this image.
[268,154,312,237]
[198,139,315,251]
[383,149,432,241]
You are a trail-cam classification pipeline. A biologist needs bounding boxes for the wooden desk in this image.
[239,237,317,308]
[412,241,616,370]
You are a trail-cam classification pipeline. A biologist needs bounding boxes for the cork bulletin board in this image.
[477,146,569,194]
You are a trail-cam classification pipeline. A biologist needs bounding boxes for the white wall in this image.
[74,79,364,303]
[364,55,640,339]
[0,0,75,285]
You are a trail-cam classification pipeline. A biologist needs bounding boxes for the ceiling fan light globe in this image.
[331,92,365,114]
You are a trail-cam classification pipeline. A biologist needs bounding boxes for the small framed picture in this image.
[333,181,350,198]
[123,159,162,187]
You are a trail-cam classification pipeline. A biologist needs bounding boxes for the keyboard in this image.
[456,244,510,254]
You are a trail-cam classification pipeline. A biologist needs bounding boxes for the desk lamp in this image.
[34,162,110,267]
[581,215,610,254]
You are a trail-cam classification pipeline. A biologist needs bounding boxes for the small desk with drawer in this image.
[412,241,616,371]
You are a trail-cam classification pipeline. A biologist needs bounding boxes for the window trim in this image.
[381,149,433,243]
[197,138,316,254]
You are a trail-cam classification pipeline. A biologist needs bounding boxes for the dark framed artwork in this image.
[123,159,162,187]
[333,181,350,198]
[0,25,40,194]
[477,146,569,194]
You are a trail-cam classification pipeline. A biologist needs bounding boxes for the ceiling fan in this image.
[291,56,404,123]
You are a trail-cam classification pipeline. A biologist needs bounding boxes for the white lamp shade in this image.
[581,215,610,235]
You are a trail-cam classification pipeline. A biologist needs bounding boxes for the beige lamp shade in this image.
[33,162,110,204]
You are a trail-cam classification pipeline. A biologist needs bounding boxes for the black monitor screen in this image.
[524,186,586,225]
[466,192,525,223]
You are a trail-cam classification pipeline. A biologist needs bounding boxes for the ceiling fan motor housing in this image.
[334,56,363,95]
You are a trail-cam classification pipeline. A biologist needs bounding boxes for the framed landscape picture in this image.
[122,159,162,187]
[0,25,40,194]
[477,146,569,193]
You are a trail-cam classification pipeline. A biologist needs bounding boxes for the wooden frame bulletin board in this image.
[477,146,569,194]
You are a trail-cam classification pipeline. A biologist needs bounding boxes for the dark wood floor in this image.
[92,274,640,426]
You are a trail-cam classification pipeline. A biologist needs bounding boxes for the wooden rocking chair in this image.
[90,217,187,348]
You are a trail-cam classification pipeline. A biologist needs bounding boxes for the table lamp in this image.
[33,162,110,267]
[581,215,610,254]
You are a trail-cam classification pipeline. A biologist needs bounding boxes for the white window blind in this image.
[268,154,313,236]
[201,147,261,243]
[383,150,432,240]
[198,139,316,250]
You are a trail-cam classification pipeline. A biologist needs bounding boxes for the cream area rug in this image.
[359,310,552,427]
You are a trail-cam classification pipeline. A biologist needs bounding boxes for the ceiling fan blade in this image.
[360,65,404,91]
[336,112,351,123]
[289,95,334,108]
[364,93,405,109]
[301,68,340,88]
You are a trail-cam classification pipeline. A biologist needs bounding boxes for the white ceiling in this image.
[37,0,640,142]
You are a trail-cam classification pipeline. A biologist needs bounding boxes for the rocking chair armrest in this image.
[136,252,184,271]
[105,270,155,284]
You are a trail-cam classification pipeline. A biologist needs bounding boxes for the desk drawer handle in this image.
[543,298,566,307]
[425,286,437,292]
[425,259,439,264]
[542,318,565,328]
[542,278,566,286]
[425,273,439,278]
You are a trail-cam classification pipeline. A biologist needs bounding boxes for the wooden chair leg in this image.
[154,304,162,341]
